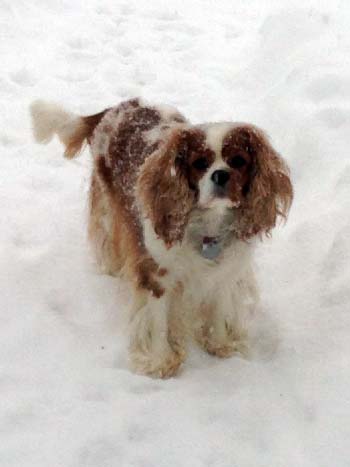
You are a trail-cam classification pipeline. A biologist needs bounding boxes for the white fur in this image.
[30,100,82,150]
[133,120,262,373]
[133,210,260,371]
[203,122,234,154]
[129,289,185,377]
[143,215,258,309]
[198,123,233,208]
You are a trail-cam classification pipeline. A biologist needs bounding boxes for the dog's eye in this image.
[228,155,247,169]
[192,157,209,170]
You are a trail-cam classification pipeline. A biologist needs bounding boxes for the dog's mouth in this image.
[199,197,240,210]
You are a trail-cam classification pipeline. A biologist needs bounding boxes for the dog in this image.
[30,98,293,378]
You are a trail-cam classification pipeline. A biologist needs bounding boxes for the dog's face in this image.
[138,122,293,247]
[177,124,253,210]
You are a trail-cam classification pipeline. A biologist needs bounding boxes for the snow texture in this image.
[1,1,350,466]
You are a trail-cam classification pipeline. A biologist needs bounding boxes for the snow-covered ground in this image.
[1,0,350,465]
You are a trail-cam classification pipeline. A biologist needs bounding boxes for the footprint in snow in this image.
[155,20,201,36]
[65,50,99,65]
[321,224,350,282]
[315,107,348,129]
[126,423,149,443]
[55,71,91,83]
[306,74,350,103]
[78,439,123,467]
[127,381,163,395]
[259,8,326,59]
[119,3,133,16]
[116,43,133,58]
[9,68,37,87]
[66,36,87,50]
[64,37,99,66]
[152,10,180,22]
[335,165,350,195]
[0,132,21,147]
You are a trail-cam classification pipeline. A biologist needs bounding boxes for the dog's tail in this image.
[30,100,107,159]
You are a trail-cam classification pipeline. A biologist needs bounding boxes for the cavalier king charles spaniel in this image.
[30,98,293,378]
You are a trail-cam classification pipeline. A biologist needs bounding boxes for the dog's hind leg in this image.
[88,173,122,276]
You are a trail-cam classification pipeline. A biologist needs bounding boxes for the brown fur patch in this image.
[64,109,108,159]
[228,126,293,238]
[177,129,216,190]
[221,128,253,203]
[137,129,214,247]
[89,100,187,296]
[96,155,114,189]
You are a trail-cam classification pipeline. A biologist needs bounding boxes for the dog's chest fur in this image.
[143,207,255,303]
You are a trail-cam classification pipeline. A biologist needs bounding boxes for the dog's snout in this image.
[211,170,230,187]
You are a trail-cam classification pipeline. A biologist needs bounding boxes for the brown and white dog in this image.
[30,98,293,378]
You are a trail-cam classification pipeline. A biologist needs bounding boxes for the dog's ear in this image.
[236,126,293,238]
[30,100,107,158]
[137,130,196,247]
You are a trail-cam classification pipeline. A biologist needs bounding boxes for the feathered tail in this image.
[30,100,107,158]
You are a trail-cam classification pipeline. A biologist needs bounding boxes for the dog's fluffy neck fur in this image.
[185,205,237,257]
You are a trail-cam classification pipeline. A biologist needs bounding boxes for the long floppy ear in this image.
[237,126,293,238]
[137,130,196,247]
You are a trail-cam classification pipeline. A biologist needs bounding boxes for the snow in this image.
[1,0,350,466]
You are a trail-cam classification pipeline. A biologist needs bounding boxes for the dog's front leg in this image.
[195,269,259,359]
[129,286,186,378]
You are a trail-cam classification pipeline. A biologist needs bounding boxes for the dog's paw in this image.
[204,339,250,359]
[130,349,185,379]
[196,320,250,359]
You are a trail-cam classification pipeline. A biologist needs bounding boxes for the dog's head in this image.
[137,123,293,247]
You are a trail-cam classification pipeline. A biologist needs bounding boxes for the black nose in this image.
[211,170,230,187]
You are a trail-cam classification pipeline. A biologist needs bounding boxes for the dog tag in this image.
[201,236,221,260]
